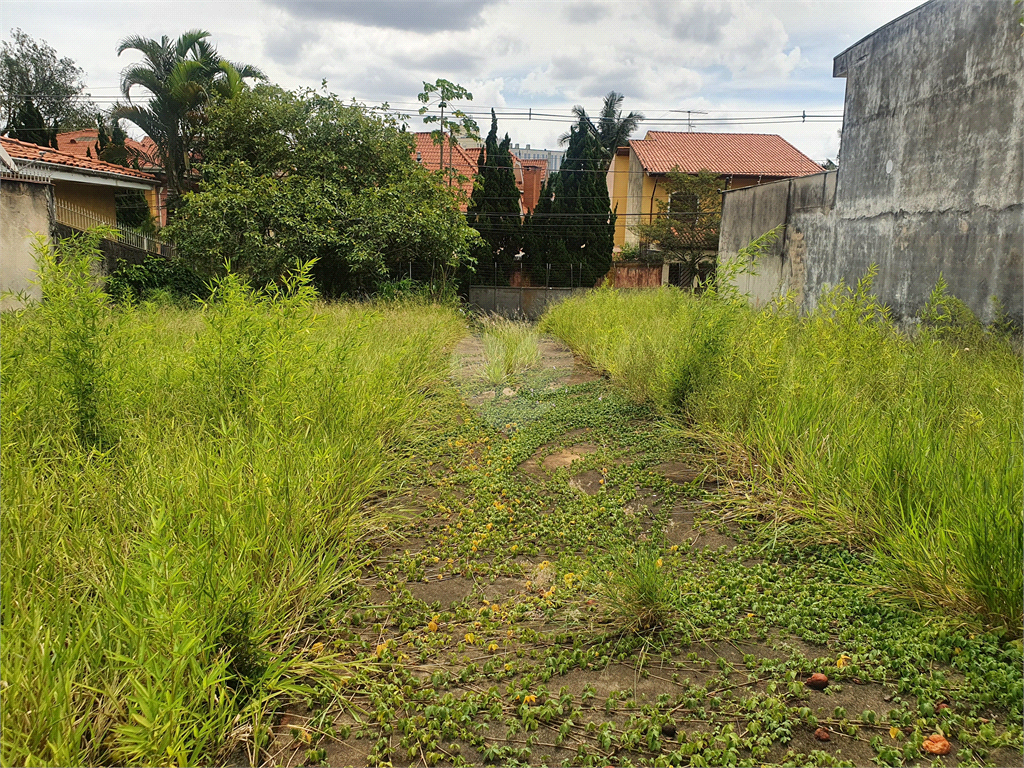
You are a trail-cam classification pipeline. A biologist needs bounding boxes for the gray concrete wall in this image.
[720,172,837,308]
[1,178,53,310]
[469,286,581,320]
[721,0,1023,325]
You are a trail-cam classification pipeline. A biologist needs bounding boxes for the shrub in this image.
[105,253,208,305]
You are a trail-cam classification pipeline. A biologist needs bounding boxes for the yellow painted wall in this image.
[608,152,631,249]
[622,169,787,247]
[53,180,117,224]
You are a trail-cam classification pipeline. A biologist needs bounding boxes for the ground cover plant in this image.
[262,333,1021,768]
[0,231,464,766]
[539,276,1023,636]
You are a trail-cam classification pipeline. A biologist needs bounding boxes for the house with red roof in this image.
[608,131,823,253]
[412,132,479,211]
[0,135,163,306]
[55,130,168,225]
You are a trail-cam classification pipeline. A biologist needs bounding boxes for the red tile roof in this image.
[55,130,160,170]
[630,131,823,178]
[1,135,159,182]
[413,133,479,206]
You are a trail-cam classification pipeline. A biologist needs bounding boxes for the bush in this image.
[105,253,209,305]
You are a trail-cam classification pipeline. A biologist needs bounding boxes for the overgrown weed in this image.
[0,234,466,765]
[479,315,541,386]
[541,268,1023,633]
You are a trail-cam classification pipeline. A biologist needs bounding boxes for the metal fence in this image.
[53,199,175,257]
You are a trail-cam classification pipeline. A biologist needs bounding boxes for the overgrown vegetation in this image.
[479,316,541,386]
[541,275,1023,633]
[169,84,480,295]
[0,232,465,765]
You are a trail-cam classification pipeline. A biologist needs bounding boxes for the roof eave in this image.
[16,159,158,189]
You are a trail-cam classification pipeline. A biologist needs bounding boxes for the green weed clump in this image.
[602,547,675,633]
[0,232,465,766]
[479,316,541,386]
[541,273,1023,634]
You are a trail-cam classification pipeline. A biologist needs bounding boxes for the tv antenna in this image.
[669,109,708,132]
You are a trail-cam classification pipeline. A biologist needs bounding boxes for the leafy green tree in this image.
[630,168,722,289]
[417,78,479,190]
[467,109,522,276]
[527,125,614,286]
[168,85,480,295]
[112,30,264,211]
[7,97,56,147]
[558,90,644,170]
[1,29,95,134]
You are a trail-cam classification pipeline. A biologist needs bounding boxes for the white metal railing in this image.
[53,199,175,256]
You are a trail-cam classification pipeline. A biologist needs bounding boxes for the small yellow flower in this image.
[427,620,439,632]
[837,655,850,668]
[656,558,663,567]
[310,642,325,656]
[670,545,679,553]
[486,522,493,531]
[488,643,499,652]
[523,694,537,704]
[889,726,900,740]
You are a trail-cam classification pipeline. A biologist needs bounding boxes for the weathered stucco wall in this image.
[721,0,1023,325]
[721,172,837,308]
[1,178,52,309]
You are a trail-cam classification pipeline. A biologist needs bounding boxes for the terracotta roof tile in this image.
[412,132,478,207]
[1,135,158,182]
[55,130,160,169]
[630,131,823,177]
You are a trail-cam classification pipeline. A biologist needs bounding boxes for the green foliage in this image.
[1,28,95,133]
[541,276,1023,632]
[7,97,56,147]
[468,109,523,272]
[602,547,674,633]
[558,90,644,170]
[631,168,723,288]
[169,85,479,295]
[527,125,615,287]
[112,30,264,206]
[19,229,116,447]
[105,253,208,305]
[417,77,479,165]
[1,250,466,765]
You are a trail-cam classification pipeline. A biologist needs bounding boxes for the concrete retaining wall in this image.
[469,286,582,319]
[720,0,1023,326]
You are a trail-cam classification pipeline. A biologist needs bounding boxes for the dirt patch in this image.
[655,461,718,490]
[664,509,737,551]
[569,469,608,495]
[519,442,600,477]
[764,723,879,768]
[408,576,476,606]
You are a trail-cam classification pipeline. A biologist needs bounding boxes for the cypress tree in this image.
[527,125,614,287]
[9,97,54,148]
[467,109,522,282]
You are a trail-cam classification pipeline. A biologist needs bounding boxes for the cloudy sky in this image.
[2,0,925,163]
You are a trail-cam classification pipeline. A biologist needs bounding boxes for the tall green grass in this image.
[478,316,541,386]
[541,276,1023,633]
[1,231,465,765]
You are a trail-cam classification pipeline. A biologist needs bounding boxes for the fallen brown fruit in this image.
[805,673,829,690]
[922,734,951,755]
[814,727,831,742]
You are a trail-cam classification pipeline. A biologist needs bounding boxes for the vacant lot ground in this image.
[270,335,1022,768]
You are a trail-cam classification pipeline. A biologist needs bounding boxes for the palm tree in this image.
[112,30,263,210]
[558,91,644,170]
